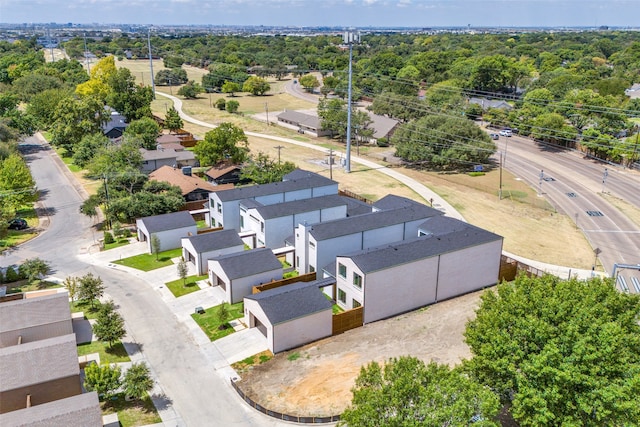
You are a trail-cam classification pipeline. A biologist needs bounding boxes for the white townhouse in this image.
[136,211,197,253]
[181,229,244,275]
[208,171,338,231]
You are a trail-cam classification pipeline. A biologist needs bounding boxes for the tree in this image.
[122,362,154,400]
[465,275,640,426]
[0,153,37,210]
[93,301,126,349]
[155,68,187,86]
[177,80,204,99]
[216,302,230,327]
[75,56,117,102]
[339,356,500,427]
[221,81,242,97]
[164,107,183,133]
[106,67,154,121]
[64,276,80,302]
[241,152,296,184]
[177,258,188,287]
[84,363,121,400]
[215,98,226,111]
[194,122,248,166]
[242,76,270,96]
[78,273,105,309]
[50,95,108,153]
[124,117,161,150]
[151,234,161,260]
[299,74,320,93]
[225,99,239,113]
[72,133,110,168]
[18,258,51,284]
[106,181,184,224]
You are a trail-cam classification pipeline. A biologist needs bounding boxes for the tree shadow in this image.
[150,393,173,412]
[122,341,143,356]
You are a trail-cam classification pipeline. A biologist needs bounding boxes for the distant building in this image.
[468,97,513,111]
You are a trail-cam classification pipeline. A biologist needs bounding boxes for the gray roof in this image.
[418,215,472,237]
[342,196,373,216]
[341,223,502,274]
[211,248,282,280]
[213,175,337,202]
[283,169,325,181]
[0,392,102,427]
[277,110,322,130]
[0,334,79,391]
[239,198,263,210]
[0,293,71,334]
[469,97,513,110]
[368,112,399,139]
[183,229,243,253]
[373,194,425,211]
[246,280,333,325]
[251,194,347,220]
[138,211,196,234]
[308,204,442,242]
[140,147,195,162]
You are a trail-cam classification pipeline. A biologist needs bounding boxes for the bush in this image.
[112,222,122,237]
[4,266,19,282]
[122,228,132,238]
[376,137,389,147]
[103,231,114,244]
[215,98,226,111]
[226,100,239,113]
[0,269,4,284]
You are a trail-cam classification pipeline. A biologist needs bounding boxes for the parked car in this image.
[490,133,499,140]
[499,129,512,137]
[8,218,28,230]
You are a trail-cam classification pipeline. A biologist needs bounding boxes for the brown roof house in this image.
[205,163,243,186]
[150,165,222,202]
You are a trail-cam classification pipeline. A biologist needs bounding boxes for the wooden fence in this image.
[252,273,317,294]
[197,227,223,235]
[332,306,363,335]
[499,254,545,282]
[339,189,373,205]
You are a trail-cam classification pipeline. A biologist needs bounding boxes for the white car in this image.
[499,129,512,137]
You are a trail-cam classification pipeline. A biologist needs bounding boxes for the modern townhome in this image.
[244,279,334,353]
[292,198,443,275]
[208,171,338,230]
[136,210,197,253]
[331,216,503,324]
[208,247,283,303]
[239,194,351,249]
[181,229,244,275]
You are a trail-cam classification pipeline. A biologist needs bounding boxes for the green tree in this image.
[164,107,183,133]
[156,68,188,86]
[93,301,126,349]
[177,258,188,287]
[215,98,226,111]
[177,80,204,99]
[106,180,184,224]
[86,139,144,179]
[63,276,80,302]
[72,133,110,168]
[0,153,37,210]
[151,234,161,260]
[216,302,230,326]
[124,117,160,150]
[465,275,640,426]
[106,67,154,121]
[339,356,500,427]
[84,363,121,400]
[242,76,270,96]
[221,81,242,97]
[26,88,72,130]
[225,99,239,113]
[78,273,105,309]
[50,95,108,153]
[122,362,154,400]
[194,123,248,166]
[240,152,296,184]
[18,258,51,285]
[299,74,320,93]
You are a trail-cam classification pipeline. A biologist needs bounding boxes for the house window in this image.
[353,273,362,289]
[338,289,346,304]
[338,263,347,279]
[240,216,244,229]
[309,265,315,273]
[352,299,361,308]
[260,221,265,233]
[296,256,300,267]
[217,203,222,213]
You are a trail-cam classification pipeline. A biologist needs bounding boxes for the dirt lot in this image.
[238,290,483,417]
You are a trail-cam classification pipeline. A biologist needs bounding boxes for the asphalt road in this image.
[3,136,289,426]
[498,134,640,288]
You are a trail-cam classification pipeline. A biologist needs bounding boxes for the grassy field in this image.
[70,299,102,320]
[165,274,208,298]
[77,340,130,364]
[0,206,39,251]
[103,238,131,251]
[4,280,62,294]
[112,248,182,271]
[191,302,244,341]
[101,393,161,427]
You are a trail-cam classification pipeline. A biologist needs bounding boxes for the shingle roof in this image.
[277,110,322,130]
[245,280,333,325]
[418,215,471,237]
[138,211,196,233]
[251,194,347,220]
[308,204,442,241]
[140,148,195,162]
[0,392,102,427]
[0,293,71,334]
[213,175,337,202]
[156,133,182,144]
[283,168,324,181]
[368,112,399,139]
[342,223,502,274]
[205,164,242,179]
[150,165,219,196]
[184,229,243,253]
[211,248,282,280]
[373,194,425,211]
[341,196,373,216]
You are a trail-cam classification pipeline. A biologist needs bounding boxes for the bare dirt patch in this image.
[238,291,482,417]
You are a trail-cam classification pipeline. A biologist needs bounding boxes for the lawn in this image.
[324,293,343,314]
[165,274,208,297]
[112,248,182,271]
[4,280,62,294]
[101,393,161,427]
[77,340,130,364]
[70,299,102,320]
[103,238,131,251]
[0,206,39,250]
[196,219,207,229]
[191,302,244,341]
[53,146,82,172]
[232,350,273,374]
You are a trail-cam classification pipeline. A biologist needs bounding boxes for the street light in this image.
[602,168,608,193]
[343,30,360,173]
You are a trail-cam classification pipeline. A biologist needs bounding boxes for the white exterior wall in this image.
[361,223,404,248]
[182,238,244,275]
[264,216,293,248]
[136,219,149,249]
[361,257,440,323]
[209,193,225,228]
[244,298,274,351]
[311,183,339,198]
[435,240,502,301]
[272,310,332,353]
[335,259,365,311]
[228,269,283,304]
[403,219,431,239]
[140,225,196,254]
[208,261,229,292]
[311,234,361,275]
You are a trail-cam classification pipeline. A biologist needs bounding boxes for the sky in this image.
[1,0,639,28]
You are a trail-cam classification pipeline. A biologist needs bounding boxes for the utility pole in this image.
[274,145,284,164]
[83,33,91,74]
[602,168,608,193]
[538,170,544,196]
[328,148,334,180]
[343,30,360,173]
[147,28,156,99]
[499,151,503,200]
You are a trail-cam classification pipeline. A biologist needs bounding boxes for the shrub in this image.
[0,269,4,284]
[103,231,114,244]
[4,266,19,282]
[112,222,122,237]
[122,228,132,238]
[226,100,239,113]
[376,137,389,147]
[215,98,226,111]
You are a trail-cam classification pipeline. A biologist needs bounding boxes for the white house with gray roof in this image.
[208,248,283,304]
[293,198,443,275]
[181,229,244,275]
[208,172,338,231]
[136,211,197,253]
[239,194,351,249]
[332,217,502,324]
[244,279,333,353]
